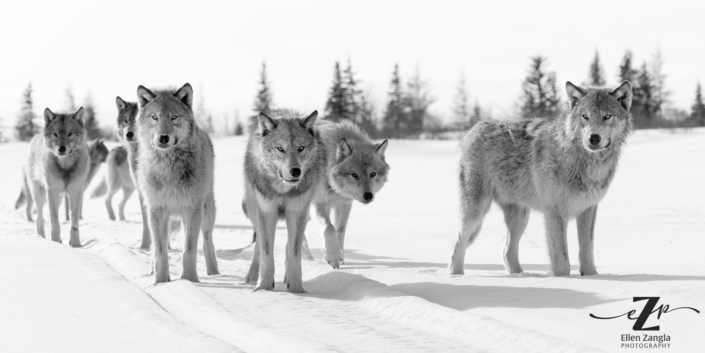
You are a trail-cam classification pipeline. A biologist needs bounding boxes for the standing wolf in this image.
[18,107,89,246]
[243,109,325,293]
[63,138,109,220]
[136,83,219,283]
[91,98,141,225]
[312,119,390,268]
[449,81,633,276]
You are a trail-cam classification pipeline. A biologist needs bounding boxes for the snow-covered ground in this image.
[1,129,703,352]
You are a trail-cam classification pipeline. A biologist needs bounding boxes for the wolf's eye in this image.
[52,132,58,137]
[370,172,377,178]
[123,119,129,124]
[171,115,178,121]
[582,114,589,120]
[298,146,305,152]
[603,114,612,120]
[151,114,157,121]
[276,147,285,153]
[68,132,74,137]
[351,173,359,180]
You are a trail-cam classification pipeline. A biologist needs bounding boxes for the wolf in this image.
[311,119,390,268]
[243,109,325,293]
[135,83,219,284]
[17,107,89,246]
[62,138,109,220]
[449,81,633,277]
[90,145,134,221]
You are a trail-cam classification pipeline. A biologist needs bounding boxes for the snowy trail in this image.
[0,235,238,353]
[1,129,704,352]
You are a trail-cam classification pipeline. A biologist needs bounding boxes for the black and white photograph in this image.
[0,0,703,352]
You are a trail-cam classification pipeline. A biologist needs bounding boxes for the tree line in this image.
[5,49,705,142]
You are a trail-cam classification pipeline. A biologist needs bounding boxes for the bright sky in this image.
[1,0,703,132]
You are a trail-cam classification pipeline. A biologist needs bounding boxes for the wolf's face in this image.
[258,111,319,186]
[43,108,86,158]
[115,97,139,143]
[87,139,109,163]
[136,84,194,151]
[566,81,633,153]
[329,138,389,204]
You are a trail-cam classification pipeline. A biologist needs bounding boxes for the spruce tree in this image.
[251,62,273,129]
[404,68,434,136]
[324,62,347,118]
[617,50,639,83]
[587,50,606,86]
[453,74,470,129]
[83,94,103,140]
[519,56,561,118]
[692,82,705,126]
[342,59,361,122]
[358,92,377,136]
[15,82,39,141]
[469,99,482,128]
[381,64,406,138]
[650,46,670,118]
[633,62,656,127]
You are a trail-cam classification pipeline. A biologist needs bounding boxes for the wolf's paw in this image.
[579,268,598,276]
[181,273,200,283]
[286,281,306,294]
[153,273,171,284]
[448,261,465,276]
[69,241,83,248]
[254,277,275,291]
[324,249,343,269]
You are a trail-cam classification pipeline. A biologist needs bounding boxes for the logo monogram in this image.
[590,297,699,331]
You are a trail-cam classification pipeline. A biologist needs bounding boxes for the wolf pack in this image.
[14,79,635,293]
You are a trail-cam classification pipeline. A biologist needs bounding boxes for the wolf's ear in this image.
[137,85,156,107]
[258,112,277,136]
[610,80,633,111]
[566,81,587,109]
[300,110,318,132]
[73,107,85,127]
[44,108,56,125]
[375,139,389,158]
[174,83,193,108]
[337,138,352,160]
[116,96,127,111]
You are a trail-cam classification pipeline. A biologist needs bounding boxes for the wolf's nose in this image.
[363,192,374,201]
[58,146,66,153]
[159,135,169,144]
[290,168,301,178]
[589,134,601,145]
[126,131,134,139]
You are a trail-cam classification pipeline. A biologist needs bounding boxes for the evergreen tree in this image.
[83,94,103,140]
[519,56,561,118]
[650,46,670,117]
[633,62,657,127]
[65,85,76,112]
[404,67,434,136]
[617,50,639,83]
[251,62,273,129]
[469,99,482,128]
[324,62,347,118]
[342,59,361,122]
[587,50,606,86]
[692,82,705,126]
[15,82,39,141]
[381,64,406,138]
[357,92,377,136]
[195,89,214,133]
[453,74,470,129]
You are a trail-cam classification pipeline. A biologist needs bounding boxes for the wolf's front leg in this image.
[285,209,308,293]
[138,193,152,250]
[68,189,83,247]
[314,204,342,268]
[32,185,45,237]
[47,190,62,244]
[181,206,202,282]
[149,207,171,284]
[577,205,598,276]
[245,232,260,283]
[544,211,571,276]
[255,211,278,291]
[201,194,219,275]
[333,201,353,265]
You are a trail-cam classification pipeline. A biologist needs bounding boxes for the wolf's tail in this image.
[90,176,108,198]
[14,190,26,209]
